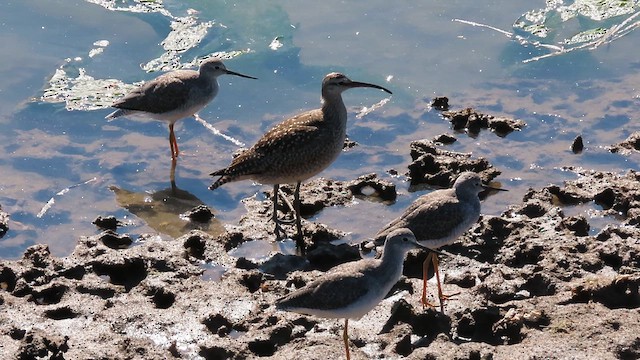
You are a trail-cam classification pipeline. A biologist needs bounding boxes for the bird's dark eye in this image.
[402,237,408,242]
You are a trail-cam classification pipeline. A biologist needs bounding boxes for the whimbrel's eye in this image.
[402,237,408,242]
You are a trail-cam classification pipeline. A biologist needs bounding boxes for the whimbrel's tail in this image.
[209,169,235,190]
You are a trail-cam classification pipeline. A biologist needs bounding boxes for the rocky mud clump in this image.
[1,145,639,359]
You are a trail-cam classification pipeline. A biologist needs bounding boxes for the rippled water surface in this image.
[1,0,638,258]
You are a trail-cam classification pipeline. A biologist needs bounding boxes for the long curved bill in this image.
[226,69,258,79]
[348,81,392,94]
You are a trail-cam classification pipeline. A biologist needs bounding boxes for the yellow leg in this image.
[421,252,438,308]
[432,254,445,313]
[423,253,460,312]
[343,318,351,360]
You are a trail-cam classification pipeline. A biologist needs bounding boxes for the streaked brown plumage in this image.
[210,73,392,251]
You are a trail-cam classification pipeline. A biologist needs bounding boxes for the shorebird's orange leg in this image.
[421,252,438,308]
[422,252,460,312]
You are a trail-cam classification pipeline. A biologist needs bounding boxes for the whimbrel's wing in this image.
[221,109,327,175]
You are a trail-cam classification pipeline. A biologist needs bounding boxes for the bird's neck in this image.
[378,245,408,278]
[321,93,348,127]
[456,188,480,203]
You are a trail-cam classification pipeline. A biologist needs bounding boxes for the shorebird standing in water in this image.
[372,171,507,311]
[106,58,256,160]
[276,228,430,360]
[209,72,392,252]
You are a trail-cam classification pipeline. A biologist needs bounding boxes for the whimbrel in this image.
[276,228,431,360]
[106,58,256,160]
[209,72,392,251]
[372,171,507,311]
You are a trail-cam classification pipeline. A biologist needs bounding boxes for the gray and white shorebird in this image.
[105,58,257,160]
[276,228,432,360]
[372,171,507,311]
[209,73,392,251]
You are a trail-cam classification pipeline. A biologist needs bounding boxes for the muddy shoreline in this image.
[1,134,639,359]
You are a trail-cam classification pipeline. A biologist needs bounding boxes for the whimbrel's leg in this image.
[272,184,285,240]
[343,318,351,360]
[293,181,305,253]
[169,123,179,159]
[276,188,296,225]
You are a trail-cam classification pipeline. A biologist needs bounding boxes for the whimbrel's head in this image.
[199,58,257,80]
[321,72,392,97]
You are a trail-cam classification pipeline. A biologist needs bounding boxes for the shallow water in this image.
[0,0,638,258]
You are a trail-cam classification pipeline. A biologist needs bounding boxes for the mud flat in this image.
[1,140,639,359]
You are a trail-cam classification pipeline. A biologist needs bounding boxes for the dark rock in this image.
[92,257,147,291]
[433,133,457,145]
[0,204,8,239]
[571,135,584,153]
[97,230,133,249]
[407,139,500,187]
[567,275,640,309]
[146,286,175,309]
[1,266,17,292]
[22,244,54,268]
[516,200,548,218]
[441,107,525,137]
[183,233,207,259]
[259,254,308,279]
[610,131,640,154]
[76,283,117,299]
[219,231,246,252]
[489,116,526,137]
[382,298,451,339]
[431,96,449,110]
[203,314,234,337]
[10,327,26,340]
[236,257,259,270]
[241,271,264,293]
[15,329,69,360]
[184,204,215,223]
[92,215,121,230]
[346,173,397,203]
[29,283,68,305]
[306,242,360,271]
[395,332,413,356]
[198,345,235,360]
[560,215,590,236]
[44,306,78,320]
[616,337,640,360]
